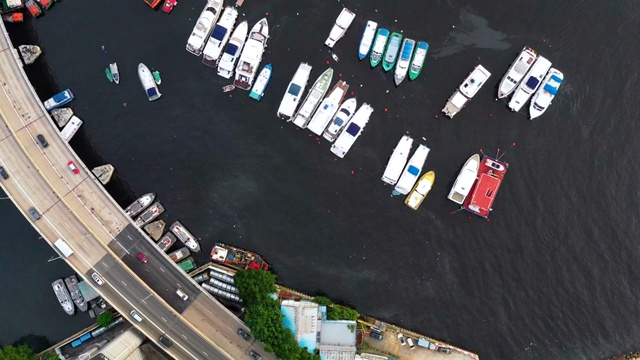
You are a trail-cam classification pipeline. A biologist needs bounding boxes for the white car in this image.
[91,272,105,286]
[407,337,415,349]
[398,333,406,346]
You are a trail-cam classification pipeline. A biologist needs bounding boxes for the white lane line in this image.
[181,334,188,340]
[114,240,130,255]
[121,280,127,287]
[159,267,165,273]
[127,235,132,240]
[161,317,167,322]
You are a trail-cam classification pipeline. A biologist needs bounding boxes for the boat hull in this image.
[330,103,373,158]
[202,6,238,68]
[307,81,349,135]
[249,63,273,101]
[234,18,269,90]
[324,8,356,48]
[291,68,334,128]
[497,46,538,99]
[382,32,403,72]
[138,63,162,101]
[186,0,223,56]
[463,156,508,218]
[508,56,552,112]
[109,63,120,84]
[394,38,415,86]
[276,62,313,120]
[404,171,435,210]
[323,97,357,142]
[369,28,389,68]
[529,68,563,119]
[447,154,480,204]
[358,21,378,60]
[217,20,248,79]
[394,144,430,195]
[381,135,414,186]
[43,89,74,111]
[409,41,429,81]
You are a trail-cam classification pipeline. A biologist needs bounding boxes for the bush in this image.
[0,344,34,360]
[96,311,114,328]
[327,304,359,321]
[312,296,332,306]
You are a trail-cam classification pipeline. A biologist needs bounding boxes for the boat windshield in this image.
[346,123,360,136]
[525,76,540,90]
[287,84,302,96]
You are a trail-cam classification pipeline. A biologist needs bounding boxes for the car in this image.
[159,335,172,348]
[176,289,189,301]
[28,207,40,221]
[407,337,415,350]
[0,165,9,180]
[91,272,105,286]
[237,328,251,341]
[437,346,452,354]
[130,310,143,322]
[67,161,79,174]
[36,134,48,148]
[137,252,149,264]
[250,351,262,360]
[369,332,384,340]
[398,333,406,346]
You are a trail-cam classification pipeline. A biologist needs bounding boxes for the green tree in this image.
[96,311,114,327]
[327,304,359,321]
[234,269,277,305]
[43,352,59,360]
[312,296,332,306]
[0,344,34,360]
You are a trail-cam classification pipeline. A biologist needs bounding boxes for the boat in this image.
[276,62,313,120]
[322,97,357,142]
[358,20,378,60]
[249,63,272,101]
[222,84,235,92]
[152,70,161,85]
[2,12,24,23]
[463,156,508,218]
[234,18,269,90]
[59,116,82,142]
[170,221,201,252]
[157,232,176,252]
[36,0,52,10]
[324,7,356,48]
[381,135,413,186]
[404,171,435,210]
[64,275,87,312]
[105,68,113,82]
[447,154,480,204]
[2,0,23,12]
[330,103,374,158]
[178,257,197,272]
[109,63,120,84]
[168,247,191,263]
[18,45,41,65]
[508,56,552,112]
[217,20,248,79]
[441,65,491,118]
[382,32,403,72]
[202,6,238,68]
[185,0,224,56]
[370,28,389,68]
[393,144,431,195]
[162,0,176,13]
[394,38,415,86]
[291,67,334,128]
[143,0,162,8]
[50,107,73,128]
[409,41,428,81]
[24,0,41,17]
[124,193,156,218]
[91,164,115,185]
[529,68,564,119]
[138,63,162,101]
[43,89,74,111]
[134,202,164,227]
[52,279,74,316]
[496,46,538,99]
[210,243,269,270]
[307,81,349,135]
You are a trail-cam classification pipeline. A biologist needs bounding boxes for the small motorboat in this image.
[152,70,162,85]
[110,63,120,84]
[163,0,177,13]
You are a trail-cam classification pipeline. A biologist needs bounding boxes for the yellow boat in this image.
[404,171,435,210]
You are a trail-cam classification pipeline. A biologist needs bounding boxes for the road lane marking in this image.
[127,235,132,240]
[181,334,188,340]
[121,280,127,287]
[159,267,165,273]
[161,317,167,322]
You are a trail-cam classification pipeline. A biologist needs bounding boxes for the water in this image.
[2,0,640,358]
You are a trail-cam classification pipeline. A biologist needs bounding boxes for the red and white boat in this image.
[163,0,177,14]
[463,156,508,218]
[143,0,162,8]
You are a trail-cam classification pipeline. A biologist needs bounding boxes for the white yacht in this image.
[508,56,552,112]
[497,46,538,99]
[202,6,238,68]
[217,20,248,79]
[109,63,120,84]
[330,103,374,158]
[307,81,349,135]
[186,0,224,56]
[529,68,563,119]
[358,20,378,60]
[381,135,414,186]
[276,62,313,120]
[234,18,269,90]
[138,63,161,101]
[394,144,430,195]
[442,65,491,118]
[394,38,415,86]
[448,154,480,204]
[325,7,356,48]
[323,97,357,142]
[292,68,334,128]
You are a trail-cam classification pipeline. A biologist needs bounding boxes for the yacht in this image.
[186,0,223,56]
[508,56,552,112]
[109,63,120,84]
[324,7,356,48]
[394,38,415,86]
[394,144,430,195]
[170,221,201,252]
[202,6,238,68]
[307,81,349,135]
[124,193,156,218]
[404,171,435,210]
[358,20,378,60]
[276,62,313,120]
[52,279,74,316]
[381,135,414,186]
[409,41,429,81]
[529,68,563,119]
[134,202,164,227]
[292,68,334,128]
[323,97,357,142]
[43,89,74,111]
[497,46,537,99]
[448,154,480,204]
[442,65,491,118]
[369,28,389,68]
[217,20,248,79]
[234,18,269,90]
[249,63,273,101]
[138,63,161,101]
[330,103,374,158]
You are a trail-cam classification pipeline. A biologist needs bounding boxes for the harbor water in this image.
[2,0,640,358]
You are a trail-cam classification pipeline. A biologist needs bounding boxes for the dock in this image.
[143,220,165,240]
[91,164,114,185]
[18,44,41,65]
[50,107,73,127]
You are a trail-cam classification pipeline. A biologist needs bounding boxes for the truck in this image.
[54,239,74,257]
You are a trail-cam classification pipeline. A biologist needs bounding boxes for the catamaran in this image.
[529,68,563,119]
[185,0,223,56]
[381,135,413,186]
[442,65,491,118]
[382,32,403,72]
[497,46,537,99]
[217,20,248,79]
[448,154,480,204]
[404,171,435,210]
[323,97,357,142]
[394,38,415,86]
[508,56,552,112]
[202,6,238,68]
[234,18,269,90]
[370,28,389,68]
[409,41,429,81]
[291,68,334,128]
[394,144,430,195]
[249,63,273,101]
[330,103,374,158]
[276,62,313,120]
[324,7,356,48]
[307,81,349,135]
[358,20,378,60]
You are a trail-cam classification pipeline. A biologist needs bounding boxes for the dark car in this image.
[0,166,8,180]
[137,252,149,264]
[369,332,384,340]
[237,328,251,341]
[250,351,262,360]
[36,134,48,148]
[437,346,452,354]
[28,207,40,221]
[159,335,172,348]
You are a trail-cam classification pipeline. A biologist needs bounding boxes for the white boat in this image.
[529,68,563,119]
[217,20,248,79]
[441,65,491,118]
[323,97,357,142]
[109,63,120,84]
[138,63,161,101]
[249,63,272,101]
[292,68,334,128]
[447,154,480,204]
[52,279,74,316]
[59,115,83,142]
[404,171,435,210]
[508,56,552,112]
[276,62,313,120]
[325,7,356,48]
[394,144,430,195]
[330,103,374,158]
[394,38,415,86]
[202,6,238,68]
[358,20,378,60]
[307,81,349,135]
[381,135,414,186]
[186,0,224,56]
[497,46,538,99]
[234,18,269,90]
[170,221,201,252]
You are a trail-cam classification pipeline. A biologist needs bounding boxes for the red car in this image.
[67,161,79,174]
[163,0,176,13]
[137,252,149,263]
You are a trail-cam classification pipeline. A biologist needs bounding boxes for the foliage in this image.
[234,269,277,305]
[312,296,332,306]
[327,304,360,321]
[96,311,114,328]
[43,352,59,360]
[347,324,356,333]
[0,344,34,360]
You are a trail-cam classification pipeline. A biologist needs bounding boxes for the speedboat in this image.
[307,80,349,135]
[52,279,74,316]
[292,68,334,128]
[138,63,161,101]
[170,221,201,252]
[409,41,429,81]
[464,156,508,218]
[447,154,480,204]
[185,0,223,56]
[249,63,273,101]
[124,193,156,218]
[157,233,176,252]
[442,65,491,118]
[324,7,356,48]
[25,0,42,17]
[381,135,413,186]
[394,144,430,195]
[163,0,177,13]
[43,89,74,111]
[394,38,415,86]
[276,62,313,120]
[323,97,357,142]
[404,171,435,210]
[234,18,269,90]
[109,63,120,84]
[382,32,403,72]
[358,20,378,60]
[497,46,537,99]
[134,202,164,227]
[370,28,389,68]
[508,56,552,112]
[202,6,238,68]
[330,103,374,158]
[217,20,248,79]
[529,68,563,119]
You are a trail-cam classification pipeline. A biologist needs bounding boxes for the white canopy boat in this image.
[448,154,480,204]
[497,46,538,99]
[393,144,430,195]
[323,97,357,142]
[529,68,564,119]
[325,7,356,48]
[217,20,249,79]
[508,56,552,112]
[381,135,414,186]
[276,62,313,120]
[202,6,238,68]
[307,80,349,135]
[186,0,223,56]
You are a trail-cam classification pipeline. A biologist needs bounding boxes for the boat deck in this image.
[463,156,507,218]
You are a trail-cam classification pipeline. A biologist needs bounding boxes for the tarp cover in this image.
[408,165,420,176]
[211,26,227,41]
[346,123,360,136]
[224,43,238,55]
[147,88,158,97]
[543,84,558,95]
[550,74,563,83]
[287,84,302,96]
[525,76,540,89]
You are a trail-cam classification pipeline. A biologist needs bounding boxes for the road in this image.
[0,22,272,360]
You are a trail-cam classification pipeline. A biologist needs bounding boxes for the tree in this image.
[312,296,332,306]
[96,311,114,327]
[43,352,59,360]
[234,269,277,305]
[327,304,359,321]
[0,344,34,360]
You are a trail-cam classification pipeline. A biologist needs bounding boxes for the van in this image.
[0,166,8,180]
[36,134,49,148]
[159,335,172,348]
[28,207,41,220]
[176,289,188,301]
[407,337,415,350]
[129,310,143,322]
